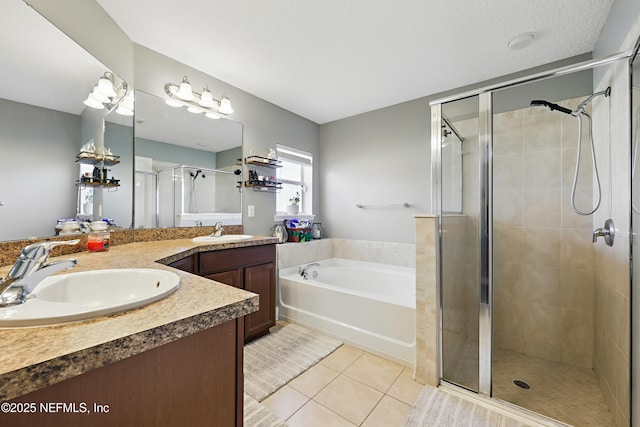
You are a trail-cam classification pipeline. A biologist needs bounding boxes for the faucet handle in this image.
[20,239,80,260]
[592,219,614,247]
[6,239,80,287]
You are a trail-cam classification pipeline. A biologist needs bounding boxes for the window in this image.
[276,145,313,215]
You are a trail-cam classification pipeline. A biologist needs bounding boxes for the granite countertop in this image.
[0,236,278,401]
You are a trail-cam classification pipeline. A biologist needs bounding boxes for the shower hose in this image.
[570,111,602,216]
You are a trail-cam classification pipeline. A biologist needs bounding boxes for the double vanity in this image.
[0,234,277,426]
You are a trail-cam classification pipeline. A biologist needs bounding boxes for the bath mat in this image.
[403,385,534,427]
[244,394,287,427]
[244,323,342,402]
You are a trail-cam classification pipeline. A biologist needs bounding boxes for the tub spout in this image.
[298,262,320,279]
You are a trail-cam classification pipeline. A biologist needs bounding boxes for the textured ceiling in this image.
[2,1,615,125]
[96,0,614,124]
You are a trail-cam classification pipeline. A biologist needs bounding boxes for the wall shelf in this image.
[244,180,282,192]
[76,152,120,166]
[76,180,120,189]
[244,156,281,168]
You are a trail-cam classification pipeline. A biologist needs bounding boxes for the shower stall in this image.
[135,165,241,228]
[431,52,633,426]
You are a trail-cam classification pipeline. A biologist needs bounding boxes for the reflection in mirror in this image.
[441,115,464,213]
[133,91,243,228]
[0,1,133,241]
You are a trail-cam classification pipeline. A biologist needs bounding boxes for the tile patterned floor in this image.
[261,345,424,426]
[492,348,616,426]
[263,343,617,426]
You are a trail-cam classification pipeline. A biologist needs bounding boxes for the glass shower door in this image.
[439,95,483,392]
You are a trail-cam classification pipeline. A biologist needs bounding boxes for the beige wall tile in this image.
[523,107,562,152]
[493,190,523,227]
[521,227,562,267]
[494,153,524,192]
[561,228,594,271]
[523,189,561,227]
[520,264,561,306]
[494,109,524,155]
[560,268,594,312]
[523,149,562,190]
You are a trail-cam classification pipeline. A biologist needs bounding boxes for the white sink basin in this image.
[192,234,253,244]
[0,268,180,328]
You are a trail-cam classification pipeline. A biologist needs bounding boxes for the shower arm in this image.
[573,86,611,116]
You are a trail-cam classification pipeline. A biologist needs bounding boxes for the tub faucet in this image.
[0,239,79,307]
[299,262,320,279]
[210,221,223,237]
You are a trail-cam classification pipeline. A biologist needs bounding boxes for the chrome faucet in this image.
[0,239,79,307]
[593,218,615,247]
[298,262,320,279]
[210,221,224,237]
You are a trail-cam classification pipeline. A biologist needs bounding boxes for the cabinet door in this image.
[244,262,276,342]
[205,269,243,289]
[6,320,243,427]
[168,255,196,273]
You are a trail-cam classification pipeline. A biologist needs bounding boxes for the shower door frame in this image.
[431,50,633,401]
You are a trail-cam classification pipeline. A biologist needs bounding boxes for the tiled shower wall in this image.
[492,97,596,369]
[592,60,630,427]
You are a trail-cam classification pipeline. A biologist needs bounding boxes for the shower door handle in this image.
[593,219,615,246]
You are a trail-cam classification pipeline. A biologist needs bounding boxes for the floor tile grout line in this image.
[284,348,365,423]
[284,354,412,425]
[271,344,423,426]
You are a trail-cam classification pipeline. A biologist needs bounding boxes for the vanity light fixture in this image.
[116,91,134,116]
[83,71,132,116]
[164,75,234,119]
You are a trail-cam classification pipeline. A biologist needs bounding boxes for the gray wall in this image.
[135,137,217,169]
[319,98,430,243]
[0,98,79,240]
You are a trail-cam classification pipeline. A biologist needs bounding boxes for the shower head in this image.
[190,169,203,180]
[530,100,573,115]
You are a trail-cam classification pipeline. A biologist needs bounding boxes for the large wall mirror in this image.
[0,1,133,241]
[133,91,243,229]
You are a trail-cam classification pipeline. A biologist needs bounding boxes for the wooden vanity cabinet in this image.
[168,254,197,273]
[5,318,245,427]
[199,245,276,343]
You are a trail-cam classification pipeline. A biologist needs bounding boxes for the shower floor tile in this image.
[492,348,615,426]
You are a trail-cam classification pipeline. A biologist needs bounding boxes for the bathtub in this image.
[278,258,416,366]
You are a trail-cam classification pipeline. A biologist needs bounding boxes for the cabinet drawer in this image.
[199,245,275,275]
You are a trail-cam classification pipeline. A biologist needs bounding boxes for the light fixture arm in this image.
[106,82,130,114]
